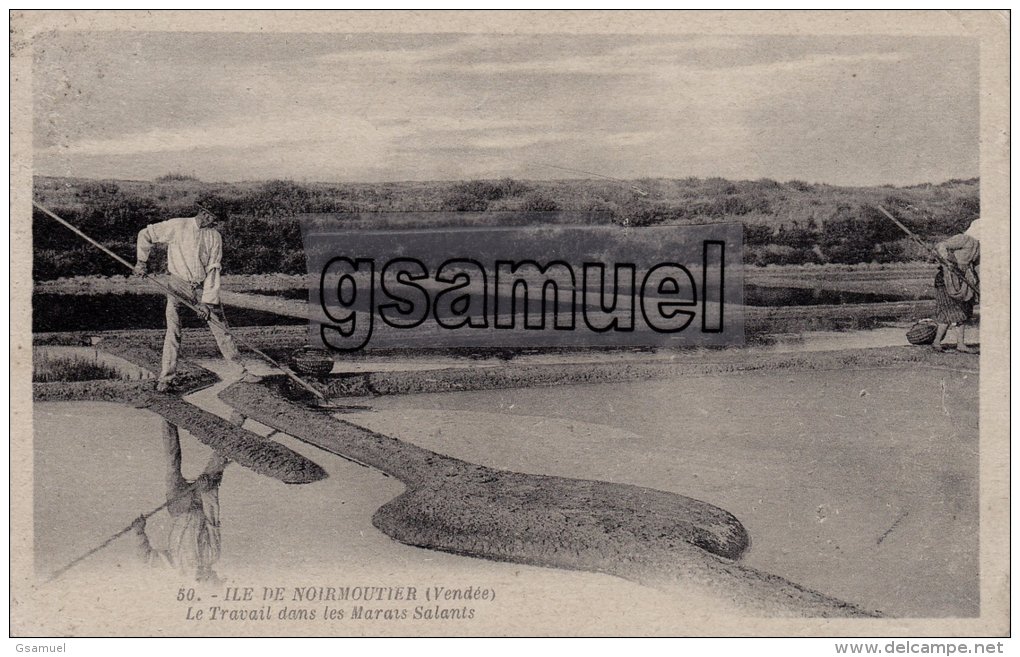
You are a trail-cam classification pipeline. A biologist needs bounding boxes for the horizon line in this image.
[30,173,981,191]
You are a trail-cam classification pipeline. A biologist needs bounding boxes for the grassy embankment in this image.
[33,175,978,280]
[32,348,127,382]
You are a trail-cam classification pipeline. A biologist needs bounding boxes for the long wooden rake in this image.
[33,201,328,399]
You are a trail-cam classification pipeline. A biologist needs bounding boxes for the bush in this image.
[752,245,805,266]
[33,350,127,382]
[30,174,980,278]
[440,190,489,212]
[439,178,534,211]
[76,180,120,200]
[774,225,815,249]
[744,224,774,245]
[154,172,201,183]
[243,180,313,217]
[518,193,559,212]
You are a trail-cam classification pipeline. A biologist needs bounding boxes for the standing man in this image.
[134,200,260,392]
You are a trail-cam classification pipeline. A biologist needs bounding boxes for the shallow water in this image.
[26,346,980,632]
[761,326,980,355]
[29,389,715,635]
[32,281,918,333]
[348,366,979,617]
[32,292,304,332]
[253,284,916,307]
[743,284,913,306]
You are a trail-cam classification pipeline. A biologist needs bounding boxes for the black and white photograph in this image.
[9,10,1010,640]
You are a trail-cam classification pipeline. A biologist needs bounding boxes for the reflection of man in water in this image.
[131,420,228,583]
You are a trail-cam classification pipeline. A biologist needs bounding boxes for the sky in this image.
[32,32,979,186]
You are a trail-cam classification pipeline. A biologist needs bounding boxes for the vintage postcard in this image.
[9,10,1010,638]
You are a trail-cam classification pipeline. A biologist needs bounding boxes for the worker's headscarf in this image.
[965,218,982,241]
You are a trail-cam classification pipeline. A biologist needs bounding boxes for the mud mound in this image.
[376,466,748,560]
[33,378,154,403]
[141,393,327,484]
[316,345,961,400]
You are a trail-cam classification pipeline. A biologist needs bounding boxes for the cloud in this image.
[39,111,397,157]
[32,32,977,185]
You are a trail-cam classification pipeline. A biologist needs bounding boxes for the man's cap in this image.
[195,201,226,221]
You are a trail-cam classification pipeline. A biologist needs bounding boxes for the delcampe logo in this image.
[300,213,744,351]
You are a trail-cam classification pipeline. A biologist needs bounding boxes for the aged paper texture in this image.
[10,10,1009,637]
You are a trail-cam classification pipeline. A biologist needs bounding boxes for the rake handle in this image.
[33,201,327,399]
[876,205,980,301]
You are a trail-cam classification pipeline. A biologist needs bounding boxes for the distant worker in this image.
[131,419,229,584]
[931,218,980,353]
[133,201,261,392]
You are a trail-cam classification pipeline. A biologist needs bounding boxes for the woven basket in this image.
[906,321,938,346]
[289,347,334,376]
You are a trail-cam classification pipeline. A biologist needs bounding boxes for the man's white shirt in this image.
[137,216,223,304]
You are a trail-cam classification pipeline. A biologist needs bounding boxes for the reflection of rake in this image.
[47,476,206,583]
[33,201,327,399]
